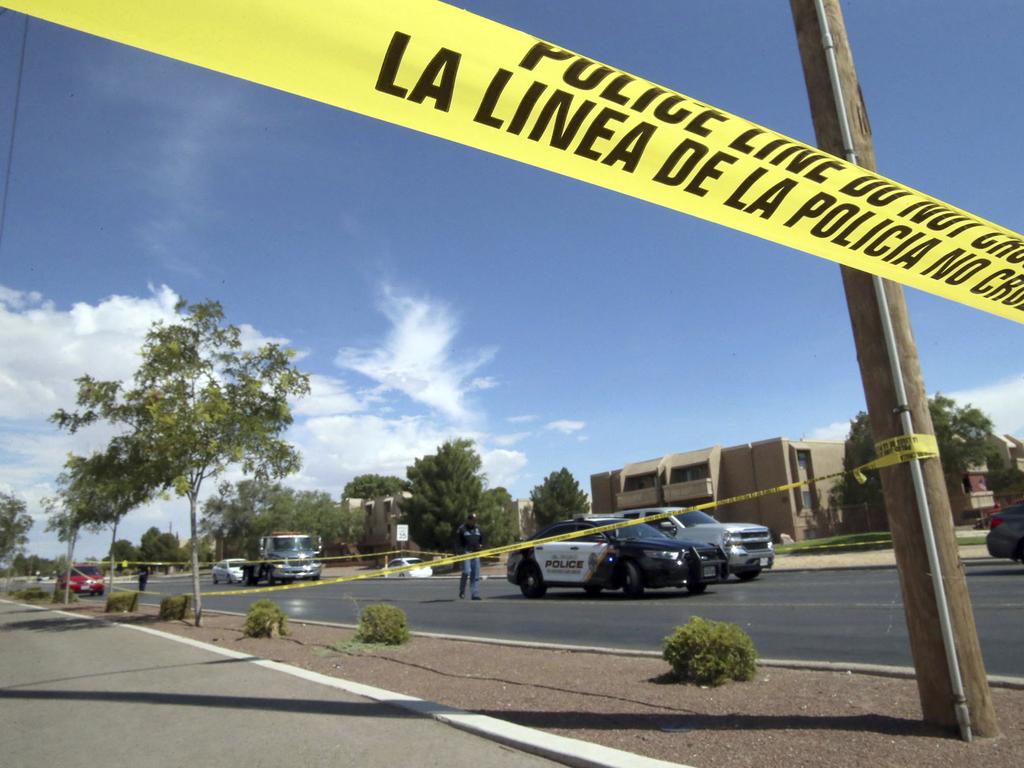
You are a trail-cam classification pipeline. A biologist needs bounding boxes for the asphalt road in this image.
[84,563,1024,677]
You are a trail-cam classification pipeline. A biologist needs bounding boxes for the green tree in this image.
[52,299,310,626]
[479,486,515,548]
[201,479,283,558]
[202,480,345,555]
[404,439,484,552]
[1,493,33,584]
[140,526,185,565]
[66,446,162,593]
[529,468,590,528]
[984,451,1024,498]
[42,462,108,604]
[342,474,409,500]
[832,395,997,514]
[107,539,140,566]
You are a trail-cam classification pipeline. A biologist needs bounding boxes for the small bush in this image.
[11,587,49,602]
[663,616,757,686]
[51,588,79,604]
[356,603,410,645]
[159,594,191,621]
[244,599,289,638]
[105,591,140,613]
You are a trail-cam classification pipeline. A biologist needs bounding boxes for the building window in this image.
[801,489,813,509]
[670,464,709,484]
[624,473,658,491]
[797,450,811,473]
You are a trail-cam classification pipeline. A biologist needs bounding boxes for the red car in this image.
[56,564,106,596]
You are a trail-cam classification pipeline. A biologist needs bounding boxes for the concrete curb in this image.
[0,599,689,768]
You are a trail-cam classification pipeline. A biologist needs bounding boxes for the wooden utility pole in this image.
[789,0,999,737]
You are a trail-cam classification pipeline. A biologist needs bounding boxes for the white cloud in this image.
[0,284,181,420]
[545,419,586,434]
[949,374,1024,435]
[470,376,499,391]
[481,448,528,490]
[0,286,42,309]
[0,284,532,557]
[805,421,851,441]
[289,413,458,490]
[507,414,537,424]
[492,432,531,447]
[291,374,365,417]
[336,287,495,424]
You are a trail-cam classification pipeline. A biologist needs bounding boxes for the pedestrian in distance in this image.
[456,513,484,600]
[137,563,149,592]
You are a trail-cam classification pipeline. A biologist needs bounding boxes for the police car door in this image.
[535,523,605,584]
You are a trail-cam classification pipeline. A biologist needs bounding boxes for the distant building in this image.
[359,492,415,553]
[987,433,1024,473]
[591,438,846,541]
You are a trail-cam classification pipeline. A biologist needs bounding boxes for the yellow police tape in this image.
[102,549,449,569]
[194,433,940,597]
[5,1,1024,324]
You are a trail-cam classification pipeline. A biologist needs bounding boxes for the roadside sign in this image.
[396,524,409,542]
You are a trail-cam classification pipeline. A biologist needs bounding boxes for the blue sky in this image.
[1,1,1022,559]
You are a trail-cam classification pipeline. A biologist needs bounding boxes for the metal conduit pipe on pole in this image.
[810,0,972,742]
[789,0,999,739]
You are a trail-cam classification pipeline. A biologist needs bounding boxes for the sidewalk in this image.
[0,601,683,768]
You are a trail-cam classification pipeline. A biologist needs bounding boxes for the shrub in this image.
[244,599,289,638]
[159,594,192,621]
[11,586,49,602]
[105,591,140,613]
[51,588,79,604]
[356,603,410,645]
[663,616,757,686]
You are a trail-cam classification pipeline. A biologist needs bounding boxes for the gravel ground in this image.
[57,602,1024,768]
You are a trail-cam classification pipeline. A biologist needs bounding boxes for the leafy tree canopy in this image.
[1,492,33,567]
[342,474,409,500]
[139,526,186,564]
[479,486,515,548]
[831,394,996,513]
[201,479,353,557]
[404,439,484,552]
[530,467,590,528]
[52,299,310,626]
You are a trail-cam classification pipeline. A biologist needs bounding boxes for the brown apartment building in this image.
[591,437,846,542]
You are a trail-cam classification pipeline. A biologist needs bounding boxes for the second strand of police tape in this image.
[178,434,939,597]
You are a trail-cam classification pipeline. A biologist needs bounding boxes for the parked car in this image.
[986,503,1024,564]
[211,558,247,584]
[384,557,434,578]
[611,507,774,580]
[507,516,727,598]
[56,564,105,596]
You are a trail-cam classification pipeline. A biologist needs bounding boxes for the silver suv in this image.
[610,507,774,580]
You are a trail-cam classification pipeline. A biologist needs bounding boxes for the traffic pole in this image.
[788,0,999,739]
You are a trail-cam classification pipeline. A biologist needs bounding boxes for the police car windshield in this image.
[609,522,668,540]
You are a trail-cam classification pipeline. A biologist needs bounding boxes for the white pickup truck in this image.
[610,507,774,580]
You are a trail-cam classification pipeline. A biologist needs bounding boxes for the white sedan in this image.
[384,557,434,578]
[211,558,246,584]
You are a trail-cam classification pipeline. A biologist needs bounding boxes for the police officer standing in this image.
[456,513,484,600]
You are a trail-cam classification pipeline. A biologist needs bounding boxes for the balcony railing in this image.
[663,478,715,504]
[616,487,660,509]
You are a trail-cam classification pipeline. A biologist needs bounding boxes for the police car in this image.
[507,516,727,598]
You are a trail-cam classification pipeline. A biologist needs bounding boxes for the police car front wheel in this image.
[621,560,645,598]
[519,562,547,599]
